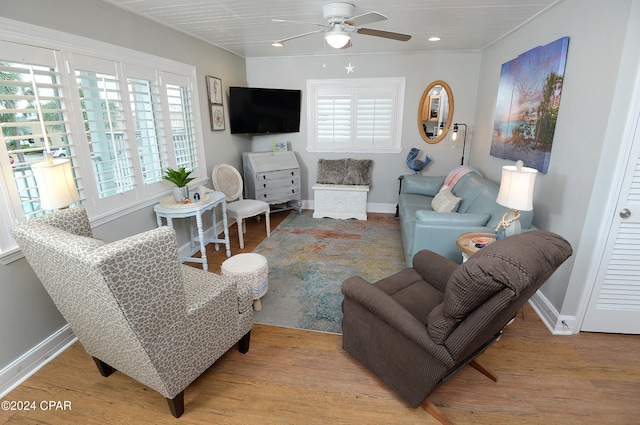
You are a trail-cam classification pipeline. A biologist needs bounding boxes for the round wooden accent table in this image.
[456,232,496,261]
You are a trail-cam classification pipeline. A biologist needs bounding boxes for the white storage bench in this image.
[312,158,373,221]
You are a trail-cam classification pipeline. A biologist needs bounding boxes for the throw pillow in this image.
[431,187,462,213]
[343,159,373,186]
[316,159,348,184]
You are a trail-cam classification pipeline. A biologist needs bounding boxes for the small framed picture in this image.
[210,104,225,131]
[272,141,287,152]
[206,76,223,105]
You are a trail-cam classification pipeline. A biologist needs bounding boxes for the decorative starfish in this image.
[345,62,355,73]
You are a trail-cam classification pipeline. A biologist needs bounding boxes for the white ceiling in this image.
[101,0,563,59]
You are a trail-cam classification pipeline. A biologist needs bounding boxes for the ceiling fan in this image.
[272,2,411,49]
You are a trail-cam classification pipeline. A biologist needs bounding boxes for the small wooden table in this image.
[154,191,231,271]
[456,232,496,261]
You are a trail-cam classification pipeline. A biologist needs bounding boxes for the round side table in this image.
[456,232,496,261]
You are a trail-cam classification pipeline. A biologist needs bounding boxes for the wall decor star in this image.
[345,62,355,73]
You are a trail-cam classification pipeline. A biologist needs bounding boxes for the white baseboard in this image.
[529,291,577,335]
[0,325,77,399]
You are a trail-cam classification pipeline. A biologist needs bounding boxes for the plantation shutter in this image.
[163,72,198,173]
[0,41,80,219]
[74,55,135,200]
[307,78,404,153]
[355,87,394,148]
[317,89,352,148]
[124,64,168,187]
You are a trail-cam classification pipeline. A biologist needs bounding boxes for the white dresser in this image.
[242,151,302,213]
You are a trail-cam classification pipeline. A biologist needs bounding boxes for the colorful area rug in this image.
[252,211,405,334]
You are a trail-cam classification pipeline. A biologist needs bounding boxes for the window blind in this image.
[0,50,80,219]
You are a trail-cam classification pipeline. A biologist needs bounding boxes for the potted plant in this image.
[164,167,195,202]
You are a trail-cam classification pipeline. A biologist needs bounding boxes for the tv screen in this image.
[229,86,301,135]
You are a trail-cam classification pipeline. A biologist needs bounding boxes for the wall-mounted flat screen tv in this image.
[229,86,302,135]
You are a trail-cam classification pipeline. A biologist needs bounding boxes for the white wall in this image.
[245,51,482,206]
[0,0,249,377]
[471,0,635,331]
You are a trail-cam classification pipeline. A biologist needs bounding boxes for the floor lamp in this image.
[449,123,468,165]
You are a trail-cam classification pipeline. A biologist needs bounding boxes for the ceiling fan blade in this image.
[272,19,327,28]
[273,29,326,44]
[356,27,412,42]
[345,11,387,26]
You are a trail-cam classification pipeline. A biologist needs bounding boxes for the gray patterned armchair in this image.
[11,207,253,417]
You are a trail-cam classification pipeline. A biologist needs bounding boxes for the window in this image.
[0,21,205,262]
[307,78,405,153]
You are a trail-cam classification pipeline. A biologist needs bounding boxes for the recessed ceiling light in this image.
[428,36,441,42]
[272,41,283,47]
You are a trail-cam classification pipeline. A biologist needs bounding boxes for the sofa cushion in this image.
[431,187,462,213]
[414,210,490,226]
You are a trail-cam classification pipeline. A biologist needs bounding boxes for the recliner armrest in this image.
[412,250,457,293]
[342,276,454,366]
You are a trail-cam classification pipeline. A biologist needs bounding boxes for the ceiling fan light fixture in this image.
[325,29,351,48]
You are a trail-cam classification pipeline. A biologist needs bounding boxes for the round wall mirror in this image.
[418,80,454,144]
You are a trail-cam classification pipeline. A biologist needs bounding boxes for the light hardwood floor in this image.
[2,211,640,424]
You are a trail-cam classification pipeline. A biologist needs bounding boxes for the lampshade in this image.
[31,157,80,210]
[496,160,538,211]
[325,29,350,49]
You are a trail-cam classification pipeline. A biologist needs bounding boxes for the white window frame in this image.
[0,17,206,264]
[306,77,405,153]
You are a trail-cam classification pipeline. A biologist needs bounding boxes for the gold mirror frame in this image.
[418,80,454,144]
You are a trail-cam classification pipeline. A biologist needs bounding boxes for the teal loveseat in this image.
[398,168,535,265]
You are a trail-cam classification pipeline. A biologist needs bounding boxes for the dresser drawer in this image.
[255,169,299,181]
[255,186,301,204]
[256,176,301,191]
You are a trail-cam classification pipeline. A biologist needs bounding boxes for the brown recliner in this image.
[341,230,572,424]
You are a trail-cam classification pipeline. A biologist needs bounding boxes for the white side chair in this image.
[212,163,270,249]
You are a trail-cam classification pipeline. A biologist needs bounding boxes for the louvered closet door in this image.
[582,112,640,334]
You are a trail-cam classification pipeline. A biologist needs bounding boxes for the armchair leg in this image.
[421,399,452,425]
[238,330,251,354]
[470,360,498,382]
[92,357,115,377]
[167,391,184,418]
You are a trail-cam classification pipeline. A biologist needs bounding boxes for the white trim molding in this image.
[0,326,77,399]
[529,290,577,335]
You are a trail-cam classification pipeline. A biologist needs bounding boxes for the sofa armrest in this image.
[401,175,446,197]
[411,250,457,293]
[415,210,491,226]
[342,276,453,366]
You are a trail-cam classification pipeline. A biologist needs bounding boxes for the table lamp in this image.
[31,155,80,210]
[495,160,538,237]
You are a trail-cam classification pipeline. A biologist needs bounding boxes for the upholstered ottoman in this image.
[221,253,268,311]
